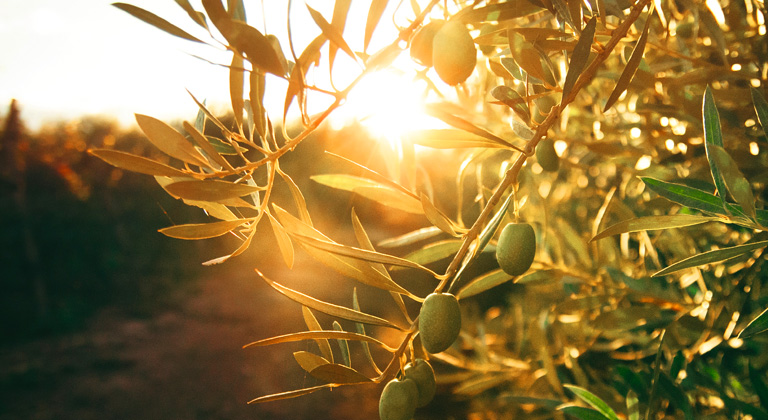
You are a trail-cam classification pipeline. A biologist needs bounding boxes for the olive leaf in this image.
[352,288,382,374]
[311,174,423,214]
[164,180,263,202]
[424,104,520,151]
[309,363,372,384]
[738,307,768,338]
[364,0,388,52]
[305,4,356,60]
[402,240,463,266]
[405,129,517,149]
[293,351,330,373]
[457,268,513,299]
[135,114,209,167]
[328,0,352,71]
[709,145,757,222]
[331,321,351,367]
[564,384,621,420]
[173,0,208,29]
[302,306,334,363]
[243,329,395,352]
[653,240,768,277]
[562,17,597,101]
[229,54,245,128]
[603,9,652,111]
[247,384,331,404]
[377,226,442,248]
[255,269,405,330]
[158,219,250,240]
[182,121,233,171]
[702,86,728,210]
[88,149,188,178]
[591,214,720,242]
[266,211,294,268]
[112,3,206,43]
[421,193,462,237]
[751,87,768,140]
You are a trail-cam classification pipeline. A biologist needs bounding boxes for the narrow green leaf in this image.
[293,351,330,373]
[243,329,395,352]
[311,174,423,214]
[403,240,463,267]
[603,10,652,111]
[477,192,515,254]
[703,86,728,209]
[256,269,404,330]
[352,288,381,374]
[364,0,388,52]
[751,87,768,141]
[164,179,263,202]
[562,17,596,101]
[564,384,620,420]
[302,306,334,363]
[653,240,768,277]
[159,219,249,239]
[331,321,351,367]
[112,3,205,43]
[710,145,757,222]
[309,363,372,384]
[135,114,209,167]
[88,149,187,178]
[627,390,639,420]
[641,177,724,214]
[455,0,542,22]
[591,215,719,242]
[457,268,513,299]
[559,405,611,420]
[306,4,356,60]
[490,85,531,124]
[740,307,768,338]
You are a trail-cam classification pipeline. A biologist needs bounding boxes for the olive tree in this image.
[94,0,768,418]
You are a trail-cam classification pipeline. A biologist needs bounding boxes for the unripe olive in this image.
[536,138,560,172]
[410,20,444,67]
[404,359,436,407]
[432,20,476,86]
[379,378,419,420]
[419,293,461,353]
[496,223,536,276]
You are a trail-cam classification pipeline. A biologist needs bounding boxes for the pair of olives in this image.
[410,20,477,86]
[379,359,436,420]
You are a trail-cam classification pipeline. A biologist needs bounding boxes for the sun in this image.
[328,58,440,149]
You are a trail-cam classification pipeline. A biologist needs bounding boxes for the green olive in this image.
[536,138,560,172]
[432,20,476,86]
[419,293,461,353]
[496,223,536,276]
[410,20,444,67]
[404,359,436,407]
[379,378,419,420]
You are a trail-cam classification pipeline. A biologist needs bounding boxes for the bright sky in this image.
[0,0,429,132]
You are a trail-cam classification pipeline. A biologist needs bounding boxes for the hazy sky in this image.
[0,0,404,130]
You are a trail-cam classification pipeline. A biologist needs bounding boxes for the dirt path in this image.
[0,263,382,420]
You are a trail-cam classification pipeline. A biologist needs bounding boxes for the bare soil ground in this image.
[0,263,383,420]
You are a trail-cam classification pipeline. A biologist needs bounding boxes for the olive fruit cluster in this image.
[410,19,477,85]
[496,223,536,276]
[418,293,461,354]
[379,359,436,420]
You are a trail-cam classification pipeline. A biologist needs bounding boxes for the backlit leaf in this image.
[456,0,542,23]
[278,168,313,225]
[309,363,372,384]
[653,240,768,277]
[249,66,267,139]
[352,287,381,375]
[306,5,356,60]
[603,10,652,111]
[564,384,620,420]
[702,86,728,209]
[159,219,249,239]
[421,193,460,236]
[243,328,396,351]
[135,114,209,167]
[202,226,255,265]
[112,3,205,43]
[328,0,353,69]
[311,174,423,214]
[364,0,388,52]
[182,121,233,170]
[256,269,404,330]
[284,35,326,121]
[88,149,188,178]
[710,145,757,222]
[406,129,517,149]
[424,104,518,150]
[247,384,330,404]
[403,240,463,266]
[267,212,294,268]
[173,0,208,29]
[229,54,245,128]
[751,87,768,141]
[477,191,515,254]
[739,307,768,338]
[378,227,442,249]
[164,180,263,202]
[562,17,596,101]
[293,351,330,373]
[591,215,720,242]
[490,86,531,124]
[641,178,724,214]
[302,306,334,363]
[201,0,285,77]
